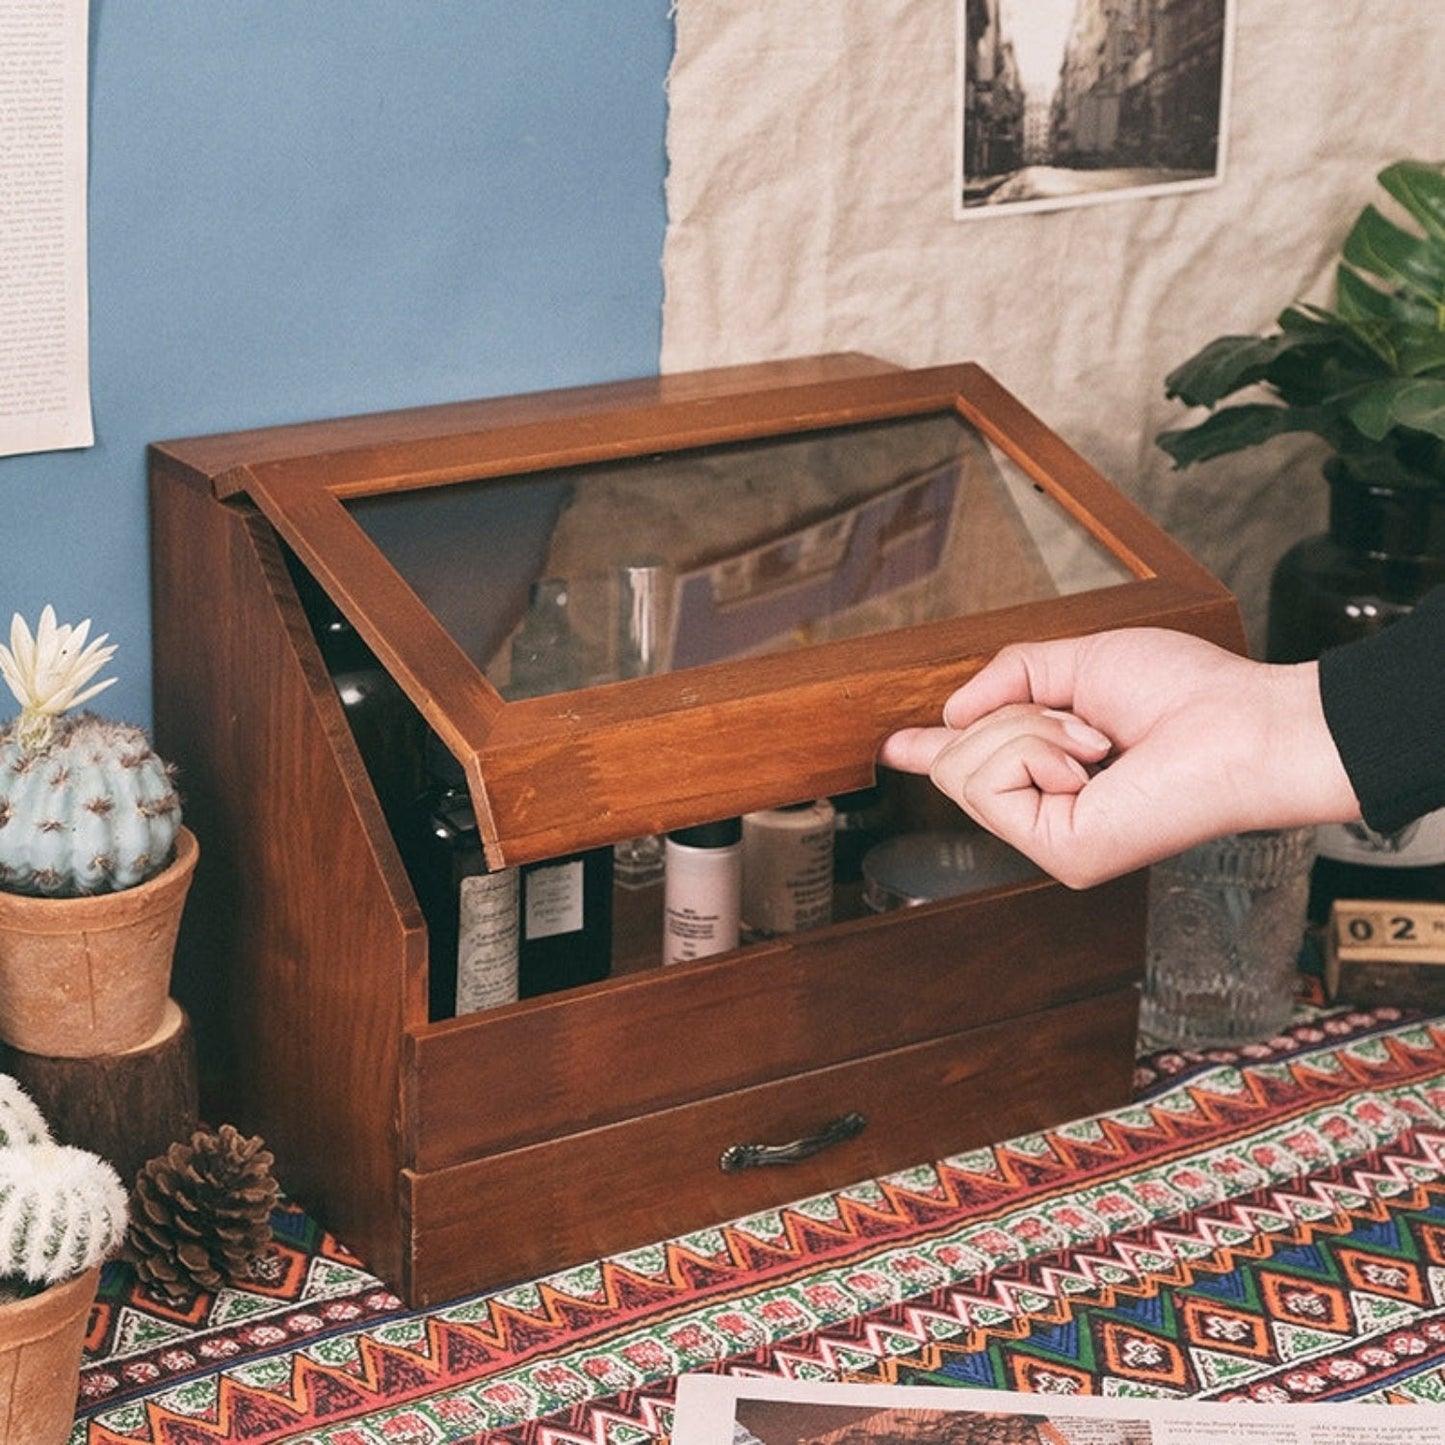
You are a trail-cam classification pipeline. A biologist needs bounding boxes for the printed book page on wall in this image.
[0,0,93,458]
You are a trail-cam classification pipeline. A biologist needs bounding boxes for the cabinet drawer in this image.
[405,871,1145,1169]
[401,983,1139,1302]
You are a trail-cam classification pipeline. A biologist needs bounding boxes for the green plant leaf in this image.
[1346,377,1445,442]
[1334,265,1436,327]
[1277,307,1391,365]
[1156,403,1335,468]
[1396,328,1445,376]
[1269,310,1392,395]
[1333,266,1394,321]
[1342,204,1445,307]
[1156,161,1445,483]
[1163,333,1314,407]
[1378,159,1445,245]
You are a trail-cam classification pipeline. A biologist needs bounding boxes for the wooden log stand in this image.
[1,999,200,1185]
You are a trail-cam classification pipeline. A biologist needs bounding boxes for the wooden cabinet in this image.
[149,354,1244,1304]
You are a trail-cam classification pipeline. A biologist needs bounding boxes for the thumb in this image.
[878,725,957,776]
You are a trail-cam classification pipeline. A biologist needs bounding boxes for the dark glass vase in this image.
[1266,461,1445,920]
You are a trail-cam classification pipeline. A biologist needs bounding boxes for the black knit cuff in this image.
[1317,586,1445,835]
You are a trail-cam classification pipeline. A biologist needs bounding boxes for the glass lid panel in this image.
[344,410,1134,698]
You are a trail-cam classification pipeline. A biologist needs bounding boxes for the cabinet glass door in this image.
[345,411,1132,699]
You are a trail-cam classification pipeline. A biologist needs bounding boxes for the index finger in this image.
[941,639,1086,730]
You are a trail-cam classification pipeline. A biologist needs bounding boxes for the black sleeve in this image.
[1317,585,1445,834]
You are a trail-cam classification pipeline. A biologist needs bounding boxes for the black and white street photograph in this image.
[958,0,1233,216]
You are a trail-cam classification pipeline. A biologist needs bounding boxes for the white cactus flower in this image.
[0,606,118,752]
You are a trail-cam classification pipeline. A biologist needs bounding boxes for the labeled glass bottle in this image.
[517,848,613,997]
[413,748,610,1008]
[413,780,519,1020]
[506,575,613,994]
[1266,464,1445,919]
[663,819,742,964]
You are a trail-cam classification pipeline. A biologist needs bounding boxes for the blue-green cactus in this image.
[0,608,181,898]
[0,714,181,897]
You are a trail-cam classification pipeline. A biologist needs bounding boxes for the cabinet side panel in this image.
[150,461,420,1285]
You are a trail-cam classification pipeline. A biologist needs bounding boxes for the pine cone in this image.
[127,1124,279,1298]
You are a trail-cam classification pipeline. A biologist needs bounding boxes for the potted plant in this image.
[1156,157,1445,659]
[1157,158,1445,491]
[0,1073,129,1445]
[1156,158,1445,914]
[0,607,198,1057]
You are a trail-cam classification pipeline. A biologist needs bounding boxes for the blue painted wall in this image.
[1,2,673,728]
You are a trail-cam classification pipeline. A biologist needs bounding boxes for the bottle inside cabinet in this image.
[290,559,611,1017]
[410,776,519,1018]
[285,557,428,834]
[408,745,612,1016]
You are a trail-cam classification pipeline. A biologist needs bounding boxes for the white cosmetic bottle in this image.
[662,819,742,965]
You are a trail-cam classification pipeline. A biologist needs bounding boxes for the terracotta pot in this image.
[0,1266,98,1445]
[0,828,198,1058]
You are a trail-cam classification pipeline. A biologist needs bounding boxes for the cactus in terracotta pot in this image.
[0,1134,128,1301]
[0,1075,128,1445]
[0,607,181,898]
[0,608,197,1058]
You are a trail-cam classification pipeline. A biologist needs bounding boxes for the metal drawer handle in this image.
[718,1110,867,1173]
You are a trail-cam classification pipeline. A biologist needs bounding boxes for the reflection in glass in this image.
[346,411,1132,698]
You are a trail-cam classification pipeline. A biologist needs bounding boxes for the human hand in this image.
[879,628,1358,888]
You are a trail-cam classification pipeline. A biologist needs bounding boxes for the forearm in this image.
[1248,660,1361,832]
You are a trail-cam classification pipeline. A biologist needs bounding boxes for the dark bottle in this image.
[506,576,613,995]
[829,785,889,886]
[290,564,427,831]
[412,780,519,1021]
[1267,464,1445,920]
[412,749,611,1011]
[517,846,613,997]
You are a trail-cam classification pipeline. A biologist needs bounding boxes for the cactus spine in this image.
[0,1075,128,1296]
[0,1076,51,1150]
[0,608,181,898]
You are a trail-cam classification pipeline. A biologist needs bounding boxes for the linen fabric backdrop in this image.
[660,0,1445,655]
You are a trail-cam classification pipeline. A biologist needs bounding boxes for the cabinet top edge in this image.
[147,353,915,482]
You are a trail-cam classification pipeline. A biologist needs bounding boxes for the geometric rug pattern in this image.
[74,1004,1445,1442]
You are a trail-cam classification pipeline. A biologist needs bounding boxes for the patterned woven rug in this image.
[75,1003,1445,1443]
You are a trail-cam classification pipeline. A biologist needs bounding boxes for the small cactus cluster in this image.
[0,608,181,898]
[0,1074,128,1300]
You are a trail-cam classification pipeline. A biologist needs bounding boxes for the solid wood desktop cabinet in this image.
[149,354,1244,1305]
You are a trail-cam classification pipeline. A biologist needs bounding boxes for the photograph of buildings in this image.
[959,0,1231,215]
